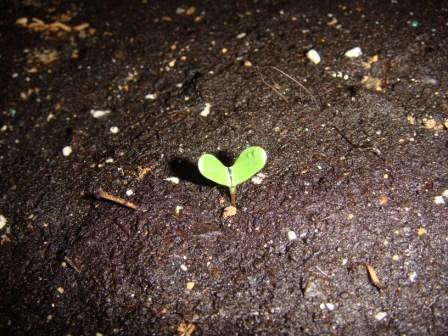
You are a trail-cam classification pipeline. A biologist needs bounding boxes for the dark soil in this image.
[1,0,448,335]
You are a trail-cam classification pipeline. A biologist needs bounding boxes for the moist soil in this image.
[1,0,448,335]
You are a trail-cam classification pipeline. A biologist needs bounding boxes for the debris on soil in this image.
[422,118,437,129]
[222,205,237,219]
[145,93,157,100]
[16,17,95,37]
[433,195,445,205]
[251,173,266,184]
[200,103,211,117]
[377,195,389,206]
[165,176,180,184]
[416,227,427,236]
[185,282,195,290]
[374,312,388,321]
[137,165,157,180]
[344,47,363,58]
[109,126,119,134]
[287,230,297,241]
[90,109,111,119]
[62,145,72,156]
[361,76,383,92]
[365,263,386,290]
[56,287,65,294]
[177,323,196,336]
[63,256,81,273]
[175,205,183,216]
[306,49,321,64]
[92,189,139,210]
[0,215,7,230]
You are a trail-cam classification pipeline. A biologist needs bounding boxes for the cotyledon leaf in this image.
[198,153,232,187]
[230,146,267,187]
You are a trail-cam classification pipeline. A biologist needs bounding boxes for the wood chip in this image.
[365,263,386,289]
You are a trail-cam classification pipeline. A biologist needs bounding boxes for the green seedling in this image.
[198,146,267,207]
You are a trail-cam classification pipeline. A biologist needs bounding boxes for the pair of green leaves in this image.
[198,146,267,188]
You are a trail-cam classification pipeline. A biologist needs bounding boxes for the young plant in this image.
[198,146,267,207]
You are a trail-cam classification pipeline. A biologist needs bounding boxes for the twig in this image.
[94,189,138,210]
[64,256,81,273]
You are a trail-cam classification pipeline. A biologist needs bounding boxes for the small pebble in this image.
[244,60,253,68]
[165,177,180,184]
[90,109,111,118]
[344,47,363,58]
[186,282,195,290]
[57,287,65,294]
[306,49,321,64]
[408,271,417,282]
[287,230,297,241]
[236,32,246,39]
[0,215,7,230]
[145,93,157,100]
[326,303,335,311]
[423,118,436,129]
[126,189,133,196]
[375,312,387,321]
[110,126,119,134]
[443,190,448,197]
[444,120,448,129]
[62,145,72,156]
[378,195,389,206]
[200,103,211,117]
[223,205,237,219]
[180,264,188,272]
[433,195,445,204]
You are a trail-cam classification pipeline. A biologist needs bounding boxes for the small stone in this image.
[200,103,211,117]
[416,227,427,236]
[287,230,297,241]
[126,189,133,196]
[145,93,157,100]
[180,264,188,271]
[306,49,321,64]
[221,48,228,54]
[90,109,111,118]
[444,120,448,129]
[326,303,335,311]
[347,213,354,220]
[408,271,417,282]
[236,32,246,39]
[344,47,363,58]
[165,177,180,184]
[57,287,64,294]
[0,215,7,230]
[433,195,445,204]
[110,126,119,134]
[375,312,387,321]
[243,60,253,68]
[406,115,416,125]
[443,190,448,197]
[186,282,195,290]
[392,255,400,261]
[168,59,176,67]
[62,145,72,156]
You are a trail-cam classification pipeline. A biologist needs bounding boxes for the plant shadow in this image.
[169,151,235,187]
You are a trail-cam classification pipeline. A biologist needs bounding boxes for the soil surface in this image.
[1,0,448,335]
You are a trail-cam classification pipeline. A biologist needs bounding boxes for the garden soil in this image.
[1,0,448,335]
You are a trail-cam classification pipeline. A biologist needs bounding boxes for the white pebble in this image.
[165,176,180,184]
[62,145,72,156]
[0,215,7,230]
[442,189,448,197]
[306,49,321,64]
[287,230,297,241]
[180,264,188,271]
[251,173,266,185]
[126,189,134,196]
[90,109,111,118]
[110,126,119,134]
[145,93,157,100]
[375,312,387,321]
[326,303,335,311]
[433,195,445,204]
[236,32,246,39]
[408,271,417,282]
[344,47,363,58]
[105,158,114,163]
[200,103,211,117]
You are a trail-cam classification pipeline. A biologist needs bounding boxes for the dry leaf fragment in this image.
[177,323,196,336]
[365,263,386,289]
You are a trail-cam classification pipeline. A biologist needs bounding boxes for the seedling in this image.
[198,146,267,207]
